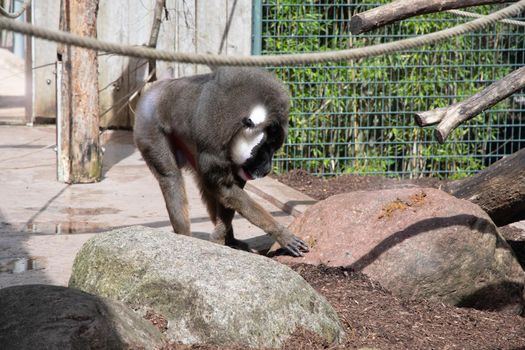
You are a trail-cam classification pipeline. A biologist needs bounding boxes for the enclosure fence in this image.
[254,1,525,178]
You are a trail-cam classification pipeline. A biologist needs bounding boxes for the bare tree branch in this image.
[350,0,514,35]
[415,65,525,143]
[146,0,166,82]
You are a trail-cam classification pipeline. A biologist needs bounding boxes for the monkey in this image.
[133,67,309,257]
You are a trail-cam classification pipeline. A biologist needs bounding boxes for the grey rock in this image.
[0,284,165,350]
[277,188,525,314]
[69,226,344,348]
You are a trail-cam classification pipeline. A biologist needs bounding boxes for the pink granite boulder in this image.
[276,188,524,314]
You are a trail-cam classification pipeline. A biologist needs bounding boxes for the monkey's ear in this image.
[242,117,255,128]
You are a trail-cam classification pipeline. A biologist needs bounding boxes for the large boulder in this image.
[277,188,525,314]
[69,226,344,348]
[0,284,165,349]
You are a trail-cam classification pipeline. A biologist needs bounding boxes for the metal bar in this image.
[251,0,262,55]
[24,0,32,125]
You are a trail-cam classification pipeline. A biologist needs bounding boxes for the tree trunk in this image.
[350,0,513,35]
[58,0,101,183]
[446,147,525,226]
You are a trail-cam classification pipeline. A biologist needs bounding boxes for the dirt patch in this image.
[377,191,427,220]
[378,198,410,219]
[272,169,446,201]
[296,265,525,349]
[144,309,168,333]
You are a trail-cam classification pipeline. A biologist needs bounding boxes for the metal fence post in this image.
[252,0,262,55]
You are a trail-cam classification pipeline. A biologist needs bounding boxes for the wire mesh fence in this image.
[254,0,525,178]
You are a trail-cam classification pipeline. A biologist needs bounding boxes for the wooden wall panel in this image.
[31,0,252,128]
[32,1,60,121]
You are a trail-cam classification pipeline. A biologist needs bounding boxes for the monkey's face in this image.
[230,105,286,182]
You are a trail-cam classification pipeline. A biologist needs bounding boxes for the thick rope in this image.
[0,0,524,66]
[0,0,31,19]
[447,9,525,27]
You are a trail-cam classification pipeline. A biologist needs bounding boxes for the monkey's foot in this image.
[225,237,258,254]
[280,235,309,257]
[210,235,257,254]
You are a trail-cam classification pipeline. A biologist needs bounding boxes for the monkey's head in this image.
[195,67,290,182]
[231,104,287,181]
[221,69,289,182]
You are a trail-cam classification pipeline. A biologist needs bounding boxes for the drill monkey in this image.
[134,67,309,257]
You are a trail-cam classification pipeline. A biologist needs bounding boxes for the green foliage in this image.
[261,0,525,178]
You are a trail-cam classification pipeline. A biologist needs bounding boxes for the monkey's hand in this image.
[276,229,309,257]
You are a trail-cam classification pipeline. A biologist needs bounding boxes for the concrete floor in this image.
[0,125,308,288]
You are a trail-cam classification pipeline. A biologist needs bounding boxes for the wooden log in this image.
[58,0,101,183]
[415,65,525,143]
[446,147,525,226]
[146,0,166,82]
[350,0,513,35]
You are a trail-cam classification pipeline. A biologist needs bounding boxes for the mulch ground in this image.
[273,169,447,200]
[163,170,525,350]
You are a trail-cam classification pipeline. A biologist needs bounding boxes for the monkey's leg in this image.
[137,135,191,236]
[202,190,253,252]
[158,171,191,236]
[199,152,308,257]
[221,187,308,256]
[217,205,255,252]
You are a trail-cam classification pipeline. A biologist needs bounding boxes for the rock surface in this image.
[0,284,165,349]
[69,226,344,348]
[277,188,525,314]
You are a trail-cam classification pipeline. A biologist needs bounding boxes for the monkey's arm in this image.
[198,152,309,257]
[220,185,308,257]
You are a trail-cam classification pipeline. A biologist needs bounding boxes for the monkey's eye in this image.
[242,117,255,128]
